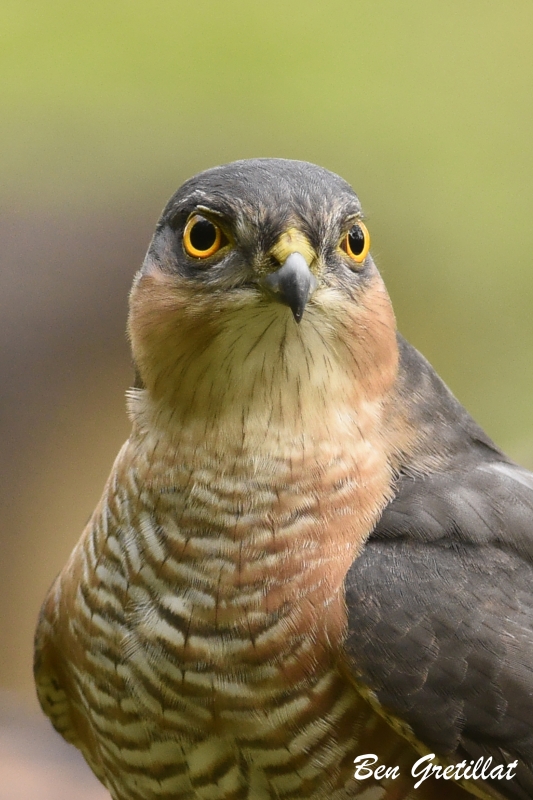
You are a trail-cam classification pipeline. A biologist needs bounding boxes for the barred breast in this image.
[35,412,483,800]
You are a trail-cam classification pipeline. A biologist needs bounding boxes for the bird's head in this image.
[128,159,399,440]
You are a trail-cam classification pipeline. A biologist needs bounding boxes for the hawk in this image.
[35,159,533,800]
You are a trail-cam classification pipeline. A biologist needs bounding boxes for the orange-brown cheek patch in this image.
[129,270,224,399]
[345,279,399,399]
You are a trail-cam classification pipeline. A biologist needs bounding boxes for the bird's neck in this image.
[128,274,402,448]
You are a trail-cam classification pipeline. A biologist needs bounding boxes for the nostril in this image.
[265,254,282,271]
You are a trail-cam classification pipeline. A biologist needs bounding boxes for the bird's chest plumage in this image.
[69,423,397,800]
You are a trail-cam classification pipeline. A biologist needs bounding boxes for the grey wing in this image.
[345,459,533,800]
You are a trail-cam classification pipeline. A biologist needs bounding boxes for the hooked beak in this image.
[263,252,317,323]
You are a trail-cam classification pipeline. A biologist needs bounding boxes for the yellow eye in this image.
[183,214,225,259]
[341,221,370,264]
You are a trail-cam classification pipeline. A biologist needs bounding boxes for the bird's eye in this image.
[341,222,370,265]
[183,214,226,259]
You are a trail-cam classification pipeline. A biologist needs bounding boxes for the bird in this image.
[34,158,533,800]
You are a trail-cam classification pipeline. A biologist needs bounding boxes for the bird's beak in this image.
[263,252,317,323]
[262,228,318,322]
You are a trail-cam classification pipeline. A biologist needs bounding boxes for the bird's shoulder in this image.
[345,336,533,800]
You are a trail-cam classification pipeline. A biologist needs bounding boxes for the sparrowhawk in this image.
[34,159,533,799]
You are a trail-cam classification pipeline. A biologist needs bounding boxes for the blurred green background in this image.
[2,0,533,722]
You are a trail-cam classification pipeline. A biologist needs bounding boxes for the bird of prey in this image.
[35,159,533,800]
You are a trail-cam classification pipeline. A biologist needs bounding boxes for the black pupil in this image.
[190,217,217,251]
[348,225,365,255]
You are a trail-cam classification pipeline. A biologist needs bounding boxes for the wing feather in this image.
[345,339,533,800]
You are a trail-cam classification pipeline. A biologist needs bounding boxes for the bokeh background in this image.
[2,1,533,796]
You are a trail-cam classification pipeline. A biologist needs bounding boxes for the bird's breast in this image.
[88,420,392,716]
[67,426,397,799]
[61,403,434,799]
